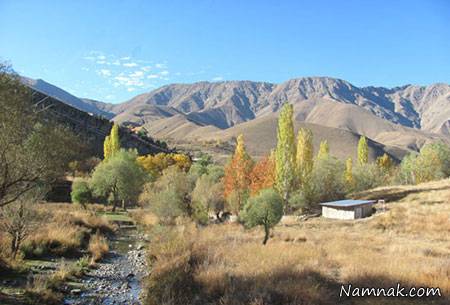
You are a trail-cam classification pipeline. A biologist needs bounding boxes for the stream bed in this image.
[64,225,149,305]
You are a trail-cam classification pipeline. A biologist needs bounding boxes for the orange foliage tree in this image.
[223,135,253,214]
[249,153,275,196]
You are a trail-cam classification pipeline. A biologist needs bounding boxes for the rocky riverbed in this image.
[64,226,149,305]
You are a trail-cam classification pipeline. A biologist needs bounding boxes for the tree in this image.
[0,200,36,259]
[317,140,329,160]
[241,189,283,245]
[357,136,369,166]
[103,124,120,160]
[312,156,345,203]
[249,153,275,196]
[137,153,192,179]
[71,178,92,208]
[0,63,78,207]
[90,150,146,211]
[344,157,354,191]
[376,153,393,173]
[103,135,112,160]
[296,128,314,187]
[191,174,225,223]
[223,135,253,215]
[275,104,296,208]
[139,166,196,223]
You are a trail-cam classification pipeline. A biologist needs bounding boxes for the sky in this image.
[0,0,449,103]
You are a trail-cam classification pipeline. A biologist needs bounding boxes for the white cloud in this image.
[141,66,152,72]
[212,76,224,81]
[98,69,112,77]
[121,56,131,60]
[97,55,106,60]
[127,87,136,92]
[123,62,138,67]
[96,60,107,64]
[147,74,159,79]
[155,63,166,69]
[160,70,169,76]
[112,60,121,66]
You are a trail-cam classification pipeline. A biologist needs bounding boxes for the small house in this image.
[320,199,375,220]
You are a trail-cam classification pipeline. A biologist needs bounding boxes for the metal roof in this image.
[319,199,376,207]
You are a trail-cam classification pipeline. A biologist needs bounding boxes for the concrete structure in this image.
[320,200,375,220]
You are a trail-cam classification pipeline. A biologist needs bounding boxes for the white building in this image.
[320,199,375,220]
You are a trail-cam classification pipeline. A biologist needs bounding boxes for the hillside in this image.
[20,76,450,159]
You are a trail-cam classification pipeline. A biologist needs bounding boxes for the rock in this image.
[71,289,82,295]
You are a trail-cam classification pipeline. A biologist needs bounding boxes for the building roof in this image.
[320,199,376,207]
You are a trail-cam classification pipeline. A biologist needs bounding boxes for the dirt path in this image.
[64,226,149,305]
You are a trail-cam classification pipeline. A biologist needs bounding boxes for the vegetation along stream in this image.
[64,222,148,305]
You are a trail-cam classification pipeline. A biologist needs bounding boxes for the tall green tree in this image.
[275,104,296,208]
[317,140,330,160]
[0,63,77,207]
[90,150,146,211]
[296,128,314,187]
[358,136,369,166]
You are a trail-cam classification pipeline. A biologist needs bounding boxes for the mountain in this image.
[20,76,450,160]
[21,77,115,119]
[113,77,450,136]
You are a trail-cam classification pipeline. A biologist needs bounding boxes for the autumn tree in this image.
[344,157,355,191]
[376,153,393,173]
[223,134,253,215]
[296,128,314,187]
[103,124,120,160]
[249,153,275,196]
[275,104,296,207]
[317,140,330,160]
[137,153,192,179]
[358,136,369,166]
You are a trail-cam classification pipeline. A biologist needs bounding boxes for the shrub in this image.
[71,178,92,207]
[241,189,283,245]
[191,174,225,223]
[139,166,195,224]
[311,156,345,203]
[352,163,385,192]
[88,231,109,262]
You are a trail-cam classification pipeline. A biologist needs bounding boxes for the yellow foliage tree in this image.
[224,134,253,214]
[344,157,354,189]
[137,153,192,178]
[317,140,329,160]
[376,153,393,172]
[296,128,314,187]
[103,124,120,160]
[358,136,369,166]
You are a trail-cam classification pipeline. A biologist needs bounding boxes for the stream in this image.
[64,225,149,305]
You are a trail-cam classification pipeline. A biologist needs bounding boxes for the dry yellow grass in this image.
[88,231,109,262]
[144,179,450,305]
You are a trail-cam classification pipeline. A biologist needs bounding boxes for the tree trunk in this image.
[263,224,270,245]
[216,211,222,222]
[11,234,19,259]
[122,200,126,211]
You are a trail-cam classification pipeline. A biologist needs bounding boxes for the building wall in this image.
[322,206,355,220]
[322,204,373,220]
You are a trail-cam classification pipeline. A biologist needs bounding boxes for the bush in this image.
[397,142,450,184]
[88,231,109,262]
[139,166,196,224]
[311,156,345,203]
[241,188,283,245]
[352,163,385,192]
[71,178,92,206]
[191,174,225,223]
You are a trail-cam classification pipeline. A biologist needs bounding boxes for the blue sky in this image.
[0,0,449,103]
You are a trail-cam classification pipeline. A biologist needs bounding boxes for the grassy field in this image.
[144,179,450,305]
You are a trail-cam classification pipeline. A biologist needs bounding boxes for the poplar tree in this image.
[358,136,369,165]
[103,124,120,160]
[344,157,354,189]
[275,104,296,207]
[223,134,253,214]
[296,128,314,186]
[110,124,120,154]
[104,135,112,160]
[376,153,393,172]
[317,140,330,160]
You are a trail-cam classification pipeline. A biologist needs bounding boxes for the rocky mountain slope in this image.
[21,76,450,159]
